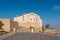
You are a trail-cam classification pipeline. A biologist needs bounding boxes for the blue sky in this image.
[0,0,60,29]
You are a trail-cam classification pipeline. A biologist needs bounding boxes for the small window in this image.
[34,18,35,21]
[31,18,32,21]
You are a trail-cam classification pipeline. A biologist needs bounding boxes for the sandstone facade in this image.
[14,13,42,32]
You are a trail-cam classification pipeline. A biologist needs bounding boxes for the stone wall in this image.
[0,19,11,32]
[44,29,60,35]
[44,29,57,34]
[0,19,18,32]
[18,22,42,32]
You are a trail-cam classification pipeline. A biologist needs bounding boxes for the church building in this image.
[14,12,42,32]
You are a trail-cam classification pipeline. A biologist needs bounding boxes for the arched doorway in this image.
[30,27,35,32]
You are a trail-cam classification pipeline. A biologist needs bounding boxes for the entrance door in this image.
[30,27,35,32]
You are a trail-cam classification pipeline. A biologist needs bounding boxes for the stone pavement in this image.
[2,32,60,40]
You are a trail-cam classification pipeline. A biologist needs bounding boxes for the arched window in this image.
[31,18,32,21]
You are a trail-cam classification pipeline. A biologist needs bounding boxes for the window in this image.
[31,18,32,21]
[34,18,35,21]
[30,18,36,22]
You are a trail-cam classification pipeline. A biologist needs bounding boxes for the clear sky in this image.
[0,0,60,29]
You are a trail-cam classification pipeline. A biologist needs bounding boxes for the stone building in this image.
[14,13,42,32]
[0,18,18,32]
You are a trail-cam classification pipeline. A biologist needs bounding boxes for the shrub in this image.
[0,30,8,35]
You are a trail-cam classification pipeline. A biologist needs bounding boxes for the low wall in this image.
[44,29,60,35]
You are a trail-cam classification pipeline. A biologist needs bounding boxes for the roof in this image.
[14,12,39,18]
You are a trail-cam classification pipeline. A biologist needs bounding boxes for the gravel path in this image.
[2,32,60,40]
